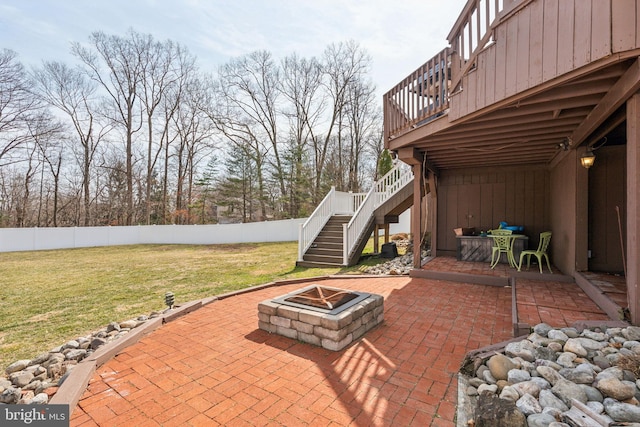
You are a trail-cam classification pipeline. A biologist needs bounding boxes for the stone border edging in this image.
[49,305,193,409]
[48,274,398,414]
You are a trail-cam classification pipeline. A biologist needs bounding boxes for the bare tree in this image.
[280,53,323,217]
[171,77,215,223]
[204,76,270,220]
[32,61,108,225]
[0,36,384,227]
[343,77,380,191]
[139,40,196,224]
[310,41,371,201]
[0,49,42,165]
[72,30,148,225]
[218,51,286,216]
[29,114,65,226]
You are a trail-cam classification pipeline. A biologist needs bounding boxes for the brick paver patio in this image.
[70,271,609,426]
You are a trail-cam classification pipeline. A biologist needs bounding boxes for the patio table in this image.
[456,235,528,263]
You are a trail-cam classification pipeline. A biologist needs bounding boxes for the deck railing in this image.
[383,0,522,142]
[447,0,522,91]
[383,47,451,142]
[343,163,413,265]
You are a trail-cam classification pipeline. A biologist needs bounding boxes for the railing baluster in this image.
[343,163,413,265]
[383,0,511,141]
[476,0,481,47]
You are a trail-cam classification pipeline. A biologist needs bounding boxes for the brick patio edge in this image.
[49,274,384,414]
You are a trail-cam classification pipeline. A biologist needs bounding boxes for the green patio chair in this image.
[518,231,552,273]
[489,229,512,236]
[490,231,513,269]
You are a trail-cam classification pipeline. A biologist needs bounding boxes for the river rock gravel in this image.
[462,323,640,426]
[362,242,429,275]
[0,312,163,405]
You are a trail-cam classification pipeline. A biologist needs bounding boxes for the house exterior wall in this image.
[588,145,627,273]
[450,0,638,121]
[627,94,640,324]
[549,150,585,275]
[435,165,550,257]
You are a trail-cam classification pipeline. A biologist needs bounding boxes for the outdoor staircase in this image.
[297,163,414,268]
[297,215,351,267]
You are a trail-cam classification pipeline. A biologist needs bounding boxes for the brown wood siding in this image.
[436,166,550,256]
[542,0,559,81]
[591,1,611,61]
[449,0,636,121]
[529,0,544,87]
[588,145,627,273]
[612,0,636,52]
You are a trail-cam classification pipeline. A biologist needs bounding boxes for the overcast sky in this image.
[0,0,466,95]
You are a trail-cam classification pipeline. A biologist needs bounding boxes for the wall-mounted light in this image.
[580,149,596,169]
[580,137,607,169]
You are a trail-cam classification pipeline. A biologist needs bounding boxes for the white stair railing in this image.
[298,187,366,261]
[343,163,413,264]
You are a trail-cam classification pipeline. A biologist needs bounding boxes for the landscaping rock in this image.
[0,306,162,405]
[10,371,34,388]
[5,360,30,375]
[30,392,49,404]
[604,397,640,422]
[91,337,107,350]
[119,320,138,329]
[0,386,21,404]
[463,324,640,425]
[474,392,527,426]
[487,353,517,381]
[361,246,430,275]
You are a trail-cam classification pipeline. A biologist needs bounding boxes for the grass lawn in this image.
[0,240,392,369]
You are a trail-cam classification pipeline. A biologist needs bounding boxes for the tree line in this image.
[0,30,385,227]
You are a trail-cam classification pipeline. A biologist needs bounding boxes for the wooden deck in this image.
[384,0,640,169]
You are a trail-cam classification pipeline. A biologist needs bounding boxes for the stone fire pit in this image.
[258,285,384,351]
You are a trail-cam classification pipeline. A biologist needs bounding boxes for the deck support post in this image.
[428,171,438,257]
[412,161,424,268]
[373,224,380,254]
[627,93,640,325]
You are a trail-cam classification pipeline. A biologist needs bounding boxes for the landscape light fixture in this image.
[165,291,175,309]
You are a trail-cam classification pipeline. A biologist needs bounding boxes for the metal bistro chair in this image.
[489,229,513,236]
[489,229,513,269]
[518,231,552,273]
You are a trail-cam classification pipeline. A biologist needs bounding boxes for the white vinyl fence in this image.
[0,219,306,253]
[0,212,410,254]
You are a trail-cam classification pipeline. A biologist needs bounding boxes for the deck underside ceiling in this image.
[389,57,639,170]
